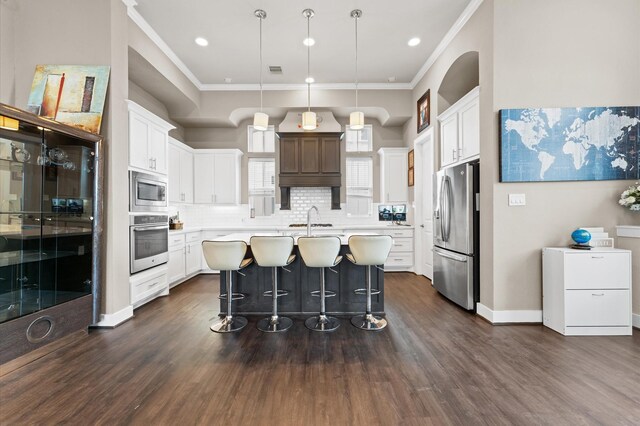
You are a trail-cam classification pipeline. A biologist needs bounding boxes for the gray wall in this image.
[129,80,185,141]
[185,117,405,204]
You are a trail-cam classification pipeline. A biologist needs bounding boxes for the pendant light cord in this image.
[355,14,358,109]
[307,12,311,112]
[259,15,263,112]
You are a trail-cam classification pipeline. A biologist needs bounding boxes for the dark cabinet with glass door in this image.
[0,104,103,365]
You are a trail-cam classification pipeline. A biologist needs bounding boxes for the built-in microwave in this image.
[129,171,168,212]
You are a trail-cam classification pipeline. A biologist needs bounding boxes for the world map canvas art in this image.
[500,106,640,182]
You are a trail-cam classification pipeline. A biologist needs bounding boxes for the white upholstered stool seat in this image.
[202,240,253,333]
[347,235,393,331]
[298,236,343,332]
[250,236,296,332]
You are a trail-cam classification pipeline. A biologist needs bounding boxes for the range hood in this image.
[277,111,343,210]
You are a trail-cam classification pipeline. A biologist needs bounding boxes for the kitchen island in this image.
[212,233,384,315]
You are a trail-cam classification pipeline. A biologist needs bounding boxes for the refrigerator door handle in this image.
[434,247,467,263]
[442,176,452,242]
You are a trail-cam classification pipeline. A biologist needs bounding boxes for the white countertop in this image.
[212,232,380,245]
[169,223,414,235]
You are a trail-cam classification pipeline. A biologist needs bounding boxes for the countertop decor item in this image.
[570,228,592,250]
[618,183,640,211]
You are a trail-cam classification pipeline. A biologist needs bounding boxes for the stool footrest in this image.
[218,292,247,301]
[310,290,337,298]
[354,288,381,296]
[263,289,289,298]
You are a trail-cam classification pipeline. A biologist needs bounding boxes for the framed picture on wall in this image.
[417,89,430,133]
[408,149,414,168]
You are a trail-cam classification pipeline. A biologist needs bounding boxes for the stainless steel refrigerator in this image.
[433,161,479,310]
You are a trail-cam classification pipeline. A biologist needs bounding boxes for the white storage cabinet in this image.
[130,265,169,309]
[168,138,194,203]
[542,247,632,336]
[194,150,243,205]
[437,86,479,168]
[167,233,186,287]
[378,148,408,204]
[127,100,174,175]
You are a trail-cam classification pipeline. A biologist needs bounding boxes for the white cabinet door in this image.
[459,98,479,161]
[168,246,186,284]
[194,154,215,203]
[149,125,167,175]
[385,152,408,203]
[440,114,458,167]
[213,153,237,204]
[565,290,631,326]
[186,242,202,275]
[129,113,150,171]
[168,144,181,203]
[180,149,194,203]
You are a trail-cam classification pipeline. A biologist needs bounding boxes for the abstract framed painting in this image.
[499,106,640,182]
[27,65,110,134]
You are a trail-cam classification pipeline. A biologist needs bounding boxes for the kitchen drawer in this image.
[380,229,414,238]
[565,252,630,289]
[391,237,413,253]
[385,252,413,267]
[202,230,229,240]
[168,233,185,249]
[131,270,168,304]
[565,289,630,326]
[185,231,202,243]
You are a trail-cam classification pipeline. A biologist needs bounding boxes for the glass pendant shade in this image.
[350,111,364,130]
[302,111,316,130]
[253,112,269,131]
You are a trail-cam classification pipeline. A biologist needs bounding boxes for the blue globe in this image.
[571,229,591,244]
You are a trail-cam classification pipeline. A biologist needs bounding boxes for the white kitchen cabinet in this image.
[130,265,169,309]
[127,100,174,175]
[168,138,194,203]
[167,233,186,287]
[185,232,203,276]
[193,149,242,205]
[542,247,632,336]
[437,86,479,168]
[378,148,408,204]
[345,227,415,271]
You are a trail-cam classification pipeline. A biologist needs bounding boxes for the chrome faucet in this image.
[307,206,319,237]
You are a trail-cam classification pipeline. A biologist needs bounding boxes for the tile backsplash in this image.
[170,187,398,227]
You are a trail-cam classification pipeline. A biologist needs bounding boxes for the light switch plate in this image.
[508,193,526,206]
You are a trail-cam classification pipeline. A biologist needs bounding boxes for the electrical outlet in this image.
[508,193,526,206]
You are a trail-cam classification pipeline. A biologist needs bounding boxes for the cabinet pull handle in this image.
[452,148,457,160]
[591,293,605,296]
[591,256,604,259]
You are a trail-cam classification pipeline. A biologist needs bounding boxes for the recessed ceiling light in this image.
[224,77,232,83]
[305,77,315,84]
[303,38,315,46]
[408,37,421,47]
[195,37,209,47]
[388,76,397,82]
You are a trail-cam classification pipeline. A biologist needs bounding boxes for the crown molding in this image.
[409,0,484,89]
[200,83,412,91]
[123,0,481,93]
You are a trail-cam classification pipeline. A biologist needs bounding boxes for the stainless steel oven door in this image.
[129,171,168,212]
[130,224,169,274]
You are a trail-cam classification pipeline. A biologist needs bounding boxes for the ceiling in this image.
[132,0,472,86]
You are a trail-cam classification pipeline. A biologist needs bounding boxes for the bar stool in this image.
[347,235,393,331]
[250,236,296,333]
[202,240,253,333]
[298,236,343,332]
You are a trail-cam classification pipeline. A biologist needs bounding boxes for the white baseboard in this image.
[476,303,542,324]
[633,313,640,329]
[92,305,134,328]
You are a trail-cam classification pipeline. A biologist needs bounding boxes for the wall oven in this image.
[129,171,168,212]
[130,214,169,274]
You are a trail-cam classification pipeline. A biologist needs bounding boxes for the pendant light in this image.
[253,9,268,131]
[302,8,316,131]
[350,9,364,130]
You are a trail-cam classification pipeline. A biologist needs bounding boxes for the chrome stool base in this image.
[351,313,387,331]
[257,316,293,333]
[305,315,340,332]
[210,315,248,333]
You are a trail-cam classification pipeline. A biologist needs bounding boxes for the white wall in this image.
[128,80,185,141]
[0,0,16,105]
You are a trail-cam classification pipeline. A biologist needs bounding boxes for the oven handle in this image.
[132,226,168,232]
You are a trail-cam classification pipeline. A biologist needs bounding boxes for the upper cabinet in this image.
[168,138,194,204]
[278,133,341,187]
[437,86,479,168]
[127,100,175,175]
[378,148,409,204]
[193,149,242,205]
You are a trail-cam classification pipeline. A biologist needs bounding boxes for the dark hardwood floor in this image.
[1,273,639,425]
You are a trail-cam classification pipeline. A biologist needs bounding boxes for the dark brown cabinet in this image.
[278,132,342,210]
